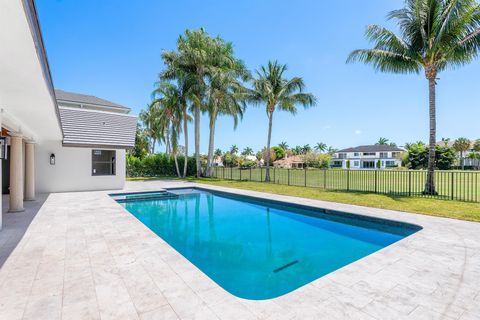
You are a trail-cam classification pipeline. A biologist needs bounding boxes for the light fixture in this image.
[0,137,7,160]
[50,153,55,165]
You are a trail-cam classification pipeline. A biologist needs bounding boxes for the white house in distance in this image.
[0,0,136,228]
[332,145,403,169]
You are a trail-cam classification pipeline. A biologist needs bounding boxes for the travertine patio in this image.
[0,180,479,320]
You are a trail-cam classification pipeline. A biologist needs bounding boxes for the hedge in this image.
[126,153,197,177]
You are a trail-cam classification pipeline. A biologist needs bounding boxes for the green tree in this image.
[278,141,289,150]
[162,28,242,177]
[149,81,187,177]
[453,137,472,170]
[314,142,327,153]
[230,144,239,154]
[204,68,248,177]
[214,148,223,157]
[377,137,389,145]
[348,0,480,194]
[473,139,480,152]
[130,123,150,159]
[292,146,303,155]
[247,61,316,182]
[272,146,286,160]
[139,103,163,154]
[301,144,312,154]
[241,147,254,156]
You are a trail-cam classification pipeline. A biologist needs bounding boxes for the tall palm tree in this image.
[247,61,316,182]
[302,144,312,154]
[242,147,254,156]
[278,141,289,150]
[327,146,338,155]
[205,71,247,177]
[377,137,389,145]
[214,148,223,157]
[315,142,327,153]
[230,144,239,154]
[150,81,186,177]
[139,104,163,154]
[162,28,242,177]
[453,137,472,170]
[348,0,480,194]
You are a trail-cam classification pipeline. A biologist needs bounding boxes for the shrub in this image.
[126,153,196,177]
[240,160,256,169]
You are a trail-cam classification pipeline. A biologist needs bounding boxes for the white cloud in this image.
[354,130,362,135]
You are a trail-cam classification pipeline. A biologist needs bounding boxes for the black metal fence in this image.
[211,167,480,203]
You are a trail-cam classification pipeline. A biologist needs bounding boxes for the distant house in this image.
[437,140,478,167]
[332,145,403,169]
[273,155,305,169]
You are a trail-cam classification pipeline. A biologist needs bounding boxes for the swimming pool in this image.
[114,188,421,300]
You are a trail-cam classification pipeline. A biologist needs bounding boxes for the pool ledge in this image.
[0,179,479,319]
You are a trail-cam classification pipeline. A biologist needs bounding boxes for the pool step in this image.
[111,190,179,203]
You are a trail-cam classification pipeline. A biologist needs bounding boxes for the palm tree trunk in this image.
[151,138,156,154]
[424,76,437,195]
[194,104,201,177]
[265,111,273,182]
[205,112,216,177]
[183,112,189,178]
[174,151,181,177]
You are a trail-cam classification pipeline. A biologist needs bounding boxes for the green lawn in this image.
[184,177,480,223]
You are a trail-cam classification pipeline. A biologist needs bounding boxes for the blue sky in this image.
[37,0,480,153]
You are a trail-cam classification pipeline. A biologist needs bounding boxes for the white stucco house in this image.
[0,0,136,228]
[332,145,403,169]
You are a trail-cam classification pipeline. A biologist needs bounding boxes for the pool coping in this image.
[1,180,479,319]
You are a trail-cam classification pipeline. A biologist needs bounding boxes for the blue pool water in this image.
[116,188,420,300]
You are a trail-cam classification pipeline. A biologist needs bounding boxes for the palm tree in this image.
[348,0,480,194]
[302,144,312,154]
[214,148,223,157]
[230,144,239,154]
[139,103,163,154]
[204,70,247,177]
[247,61,316,182]
[453,137,472,170]
[162,28,241,177]
[292,145,303,155]
[150,81,186,177]
[242,147,254,156]
[327,146,338,155]
[473,139,480,152]
[278,141,289,150]
[377,137,389,145]
[315,142,327,153]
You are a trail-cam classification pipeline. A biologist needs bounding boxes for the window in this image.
[354,161,360,167]
[354,152,360,157]
[92,150,116,176]
[385,160,397,168]
[379,152,388,158]
[338,153,347,159]
[392,152,400,158]
[363,152,376,156]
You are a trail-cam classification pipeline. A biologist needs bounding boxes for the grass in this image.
[183,177,480,223]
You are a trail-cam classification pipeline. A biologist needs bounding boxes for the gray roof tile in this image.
[55,89,130,111]
[59,107,137,148]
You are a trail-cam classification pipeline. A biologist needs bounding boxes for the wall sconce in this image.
[0,137,7,160]
[50,153,55,165]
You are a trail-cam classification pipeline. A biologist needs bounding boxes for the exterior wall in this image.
[35,140,126,193]
[332,151,402,169]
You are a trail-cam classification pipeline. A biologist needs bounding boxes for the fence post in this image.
[288,169,290,186]
[375,170,378,193]
[240,167,242,181]
[304,168,307,187]
[347,170,350,191]
[231,167,233,180]
[273,167,276,184]
[324,169,327,189]
[250,167,252,181]
[408,171,412,196]
[451,171,454,200]
[261,167,263,182]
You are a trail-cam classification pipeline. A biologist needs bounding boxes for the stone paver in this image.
[0,180,479,319]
